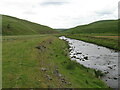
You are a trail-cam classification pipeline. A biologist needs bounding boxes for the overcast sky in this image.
[0,0,119,29]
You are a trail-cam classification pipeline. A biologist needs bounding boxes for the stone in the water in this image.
[71,56,76,58]
[76,52,82,54]
[84,56,88,60]
[96,57,100,59]
[82,59,85,61]
[76,57,80,59]
[113,65,116,67]
[105,71,109,74]
[108,66,112,69]
[113,77,117,80]
[108,77,111,79]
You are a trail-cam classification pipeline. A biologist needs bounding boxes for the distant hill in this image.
[55,29,68,32]
[64,20,118,34]
[2,15,58,35]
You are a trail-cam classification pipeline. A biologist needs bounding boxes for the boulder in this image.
[113,77,117,80]
[76,52,82,54]
[84,56,88,60]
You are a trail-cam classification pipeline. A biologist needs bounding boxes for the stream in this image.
[59,36,119,88]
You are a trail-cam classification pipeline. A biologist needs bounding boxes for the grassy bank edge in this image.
[57,34,120,51]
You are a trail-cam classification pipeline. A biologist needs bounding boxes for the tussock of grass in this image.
[94,70,105,78]
[66,61,76,70]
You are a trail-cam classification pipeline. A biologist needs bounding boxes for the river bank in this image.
[59,36,119,88]
[64,34,120,51]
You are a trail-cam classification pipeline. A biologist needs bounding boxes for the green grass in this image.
[2,14,117,88]
[3,35,108,88]
[64,20,118,34]
[64,34,119,51]
[61,19,119,51]
[2,15,58,35]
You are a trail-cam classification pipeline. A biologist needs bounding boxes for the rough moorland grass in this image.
[2,15,58,35]
[3,35,48,88]
[65,34,119,51]
[3,35,108,88]
[64,20,118,34]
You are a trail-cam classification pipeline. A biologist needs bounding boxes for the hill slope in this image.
[2,15,58,35]
[64,20,118,34]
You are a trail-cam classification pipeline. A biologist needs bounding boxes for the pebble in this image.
[58,74,62,77]
[68,82,72,85]
[41,67,47,72]
[108,66,112,69]
[113,77,117,80]
[46,75,52,80]
[105,71,109,74]
[84,56,88,60]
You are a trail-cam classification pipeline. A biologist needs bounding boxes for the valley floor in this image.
[2,35,108,88]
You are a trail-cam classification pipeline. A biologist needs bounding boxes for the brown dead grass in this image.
[94,36,120,40]
[95,36,120,38]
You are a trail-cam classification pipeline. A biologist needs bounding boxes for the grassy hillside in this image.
[3,35,108,88]
[2,15,58,35]
[64,20,118,34]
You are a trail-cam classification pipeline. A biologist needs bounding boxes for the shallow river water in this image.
[59,36,119,88]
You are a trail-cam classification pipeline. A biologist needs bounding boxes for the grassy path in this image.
[3,35,108,88]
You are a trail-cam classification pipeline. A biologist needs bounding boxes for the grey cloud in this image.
[23,11,36,15]
[96,10,113,16]
[118,1,120,18]
[40,1,68,6]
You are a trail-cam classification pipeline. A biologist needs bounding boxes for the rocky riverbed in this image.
[59,36,119,88]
